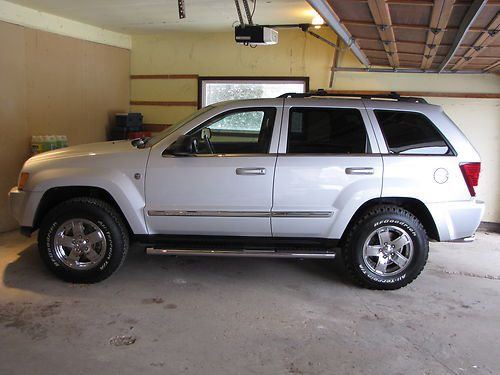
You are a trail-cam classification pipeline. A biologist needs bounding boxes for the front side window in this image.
[146,105,215,147]
[375,110,452,155]
[189,108,276,154]
[287,108,367,154]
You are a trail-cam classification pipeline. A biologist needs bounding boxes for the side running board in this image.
[146,248,336,259]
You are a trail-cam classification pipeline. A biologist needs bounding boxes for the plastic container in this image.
[31,135,68,155]
[56,135,68,148]
[116,112,143,128]
[110,127,128,141]
[31,136,43,155]
[48,135,57,150]
[56,135,67,148]
[41,136,50,152]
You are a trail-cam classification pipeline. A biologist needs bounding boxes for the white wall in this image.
[431,98,499,222]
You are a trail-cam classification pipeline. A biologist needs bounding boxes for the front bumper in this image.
[427,199,485,241]
[8,187,44,230]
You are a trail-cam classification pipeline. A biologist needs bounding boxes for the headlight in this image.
[18,172,30,190]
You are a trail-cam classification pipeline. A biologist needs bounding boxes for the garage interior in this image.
[0,0,499,373]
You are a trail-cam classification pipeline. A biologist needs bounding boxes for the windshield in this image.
[145,105,215,147]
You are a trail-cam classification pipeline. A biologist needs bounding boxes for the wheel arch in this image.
[339,197,440,244]
[33,186,133,235]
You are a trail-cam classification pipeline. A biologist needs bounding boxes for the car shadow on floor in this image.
[3,242,351,296]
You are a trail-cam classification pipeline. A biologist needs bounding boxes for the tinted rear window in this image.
[288,108,367,154]
[375,110,451,155]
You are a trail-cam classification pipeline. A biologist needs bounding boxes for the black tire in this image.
[38,197,129,283]
[342,205,428,290]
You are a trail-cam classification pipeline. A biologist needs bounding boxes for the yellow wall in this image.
[0,0,498,226]
[131,29,500,223]
[333,57,500,222]
[333,53,500,223]
[130,29,336,123]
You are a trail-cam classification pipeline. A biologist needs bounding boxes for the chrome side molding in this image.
[147,210,333,218]
[147,210,269,217]
[271,211,333,218]
[146,248,336,259]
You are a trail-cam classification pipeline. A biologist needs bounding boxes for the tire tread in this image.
[342,205,429,290]
[38,197,129,283]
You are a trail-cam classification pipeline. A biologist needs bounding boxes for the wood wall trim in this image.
[143,123,172,132]
[130,100,198,107]
[325,90,500,99]
[130,74,198,79]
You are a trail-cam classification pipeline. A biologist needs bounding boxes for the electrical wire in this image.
[234,0,244,25]
[242,0,254,25]
[251,0,257,18]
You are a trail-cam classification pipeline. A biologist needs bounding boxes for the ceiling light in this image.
[312,14,324,29]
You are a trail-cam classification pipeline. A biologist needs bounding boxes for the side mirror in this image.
[201,128,211,140]
[164,135,196,156]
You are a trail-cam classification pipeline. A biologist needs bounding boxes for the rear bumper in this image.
[427,199,485,241]
[8,187,43,229]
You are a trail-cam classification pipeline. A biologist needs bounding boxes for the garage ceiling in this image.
[9,0,499,73]
[7,0,315,33]
[320,0,500,72]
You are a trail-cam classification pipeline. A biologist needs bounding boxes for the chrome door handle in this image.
[345,167,374,175]
[236,168,266,175]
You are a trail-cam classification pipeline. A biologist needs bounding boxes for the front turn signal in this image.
[18,172,29,190]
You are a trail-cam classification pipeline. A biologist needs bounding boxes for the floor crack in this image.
[433,268,500,281]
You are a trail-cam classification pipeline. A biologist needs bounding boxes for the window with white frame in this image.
[198,77,309,108]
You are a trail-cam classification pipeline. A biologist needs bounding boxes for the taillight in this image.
[460,162,481,197]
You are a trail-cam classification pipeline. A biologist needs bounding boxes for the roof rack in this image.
[278,90,428,104]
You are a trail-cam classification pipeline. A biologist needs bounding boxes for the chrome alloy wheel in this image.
[53,219,107,270]
[362,225,414,276]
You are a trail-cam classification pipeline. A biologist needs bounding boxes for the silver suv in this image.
[8,92,484,289]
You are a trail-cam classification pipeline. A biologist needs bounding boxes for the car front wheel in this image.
[38,197,129,283]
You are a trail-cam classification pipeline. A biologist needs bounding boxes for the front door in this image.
[145,106,282,236]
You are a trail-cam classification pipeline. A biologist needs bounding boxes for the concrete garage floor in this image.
[0,230,499,375]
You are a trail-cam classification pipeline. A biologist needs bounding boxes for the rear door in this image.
[271,99,383,238]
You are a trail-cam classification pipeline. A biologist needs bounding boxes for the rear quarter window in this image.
[374,110,452,155]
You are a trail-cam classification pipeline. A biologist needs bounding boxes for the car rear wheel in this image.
[38,197,129,283]
[342,205,429,290]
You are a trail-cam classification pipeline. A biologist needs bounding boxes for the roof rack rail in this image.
[278,90,428,104]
